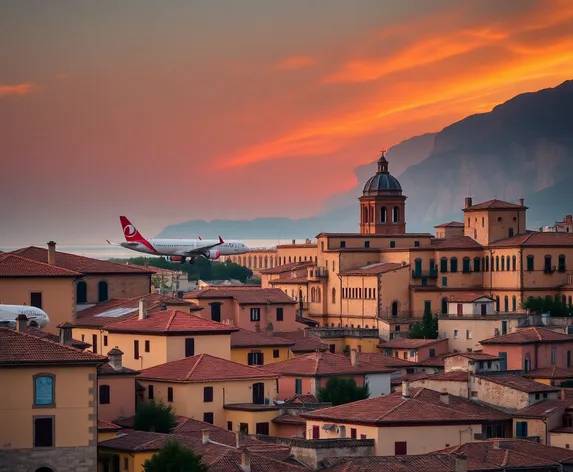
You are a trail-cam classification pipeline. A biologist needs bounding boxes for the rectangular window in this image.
[92,334,98,354]
[185,338,195,357]
[340,241,346,248]
[30,292,43,309]
[403,352,407,360]
[329,344,336,353]
[364,241,370,248]
[34,417,54,447]
[240,423,249,434]
[99,385,110,404]
[227,421,233,431]
[250,308,261,322]
[466,330,472,339]
[203,412,214,424]
[429,348,436,358]
[145,340,150,353]
[515,421,528,437]
[167,387,173,402]
[395,441,407,455]
[273,349,279,358]
[103,335,108,347]
[295,378,302,394]
[499,352,507,370]
[312,425,320,439]
[148,385,154,400]
[360,434,366,439]
[247,352,264,365]
[395,325,400,332]
[204,386,214,402]
[414,241,420,247]
[351,428,357,439]
[454,330,459,339]
[134,340,139,359]
[34,375,55,407]
[409,349,415,358]
[256,422,270,435]
[390,241,396,248]
[124,457,128,470]
[276,308,283,321]
[442,276,447,286]
[551,347,557,365]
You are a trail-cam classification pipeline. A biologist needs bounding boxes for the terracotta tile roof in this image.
[524,366,573,379]
[463,199,525,211]
[259,261,314,275]
[98,420,122,431]
[391,372,432,386]
[320,455,458,472]
[260,352,397,377]
[206,448,307,471]
[104,309,237,335]
[285,394,319,404]
[302,387,508,425]
[138,353,278,382]
[0,253,82,277]
[272,330,328,353]
[447,293,493,303]
[272,414,306,425]
[74,294,200,327]
[316,232,433,238]
[99,363,139,376]
[444,352,500,361]
[433,236,482,250]
[491,231,573,248]
[418,352,449,367]
[480,327,573,345]
[339,262,408,276]
[231,328,294,348]
[357,352,420,369]
[434,221,465,228]
[9,246,155,274]
[0,327,107,365]
[187,287,296,305]
[379,338,446,349]
[438,438,573,469]
[407,370,470,383]
[269,273,310,284]
[475,374,560,393]
[24,327,90,350]
[513,399,569,418]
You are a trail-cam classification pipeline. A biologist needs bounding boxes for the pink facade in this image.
[277,374,365,400]
[381,339,449,362]
[482,341,573,371]
[98,375,136,422]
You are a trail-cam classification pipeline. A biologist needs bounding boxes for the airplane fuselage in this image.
[120,239,249,256]
[0,305,50,329]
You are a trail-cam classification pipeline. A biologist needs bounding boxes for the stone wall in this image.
[80,274,151,304]
[0,445,97,472]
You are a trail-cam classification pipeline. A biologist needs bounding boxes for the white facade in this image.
[364,372,392,397]
[447,297,495,316]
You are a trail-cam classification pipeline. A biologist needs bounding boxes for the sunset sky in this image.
[2,0,573,245]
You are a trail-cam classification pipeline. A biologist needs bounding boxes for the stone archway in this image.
[35,467,55,472]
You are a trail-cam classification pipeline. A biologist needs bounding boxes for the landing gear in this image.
[188,258,195,265]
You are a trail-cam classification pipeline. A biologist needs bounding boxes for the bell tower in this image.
[359,149,407,235]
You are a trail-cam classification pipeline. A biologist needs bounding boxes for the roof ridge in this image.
[185,354,205,381]
[1,253,83,276]
[166,311,177,330]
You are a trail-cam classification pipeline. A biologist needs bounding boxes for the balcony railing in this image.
[412,269,438,279]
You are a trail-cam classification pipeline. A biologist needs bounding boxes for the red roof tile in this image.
[321,455,458,472]
[444,352,500,361]
[0,253,82,277]
[104,310,237,335]
[315,232,433,238]
[463,199,525,211]
[231,328,294,348]
[268,273,310,284]
[98,420,122,431]
[447,293,493,303]
[379,338,446,349]
[285,394,320,404]
[480,327,573,345]
[0,327,107,365]
[433,236,482,250]
[259,261,314,275]
[434,221,465,228]
[187,287,296,305]
[24,327,90,350]
[74,294,199,327]
[339,262,407,276]
[513,399,569,418]
[491,231,573,247]
[302,387,508,425]
[272,330,328,353]
[138,353,278,382]
[9,246,155,274]
[260,351,396,377]
[475,374,559,393]
[357,352,420,368]
[523,366,573,379]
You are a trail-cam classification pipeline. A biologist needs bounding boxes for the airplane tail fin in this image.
[120,216,147,243]
[218,236,224,244]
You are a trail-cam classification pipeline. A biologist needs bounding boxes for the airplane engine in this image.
[206,249,220,260]
[169,256,185,263]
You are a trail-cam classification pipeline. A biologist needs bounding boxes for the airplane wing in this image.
[106,240,139,247]
[176,236,225,256]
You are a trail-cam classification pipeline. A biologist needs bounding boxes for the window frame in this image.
[33,415,55,448]
[250,307,261,322]
[99,384,111,404]
[33,373,56,408]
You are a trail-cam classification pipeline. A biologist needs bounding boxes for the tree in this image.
[133,399,177,434]
[409,307,438,339]
[143,439,208,472]
[522,296,572,317]
[317,377,370,406]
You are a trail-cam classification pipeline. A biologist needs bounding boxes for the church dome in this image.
[362,150,402,194]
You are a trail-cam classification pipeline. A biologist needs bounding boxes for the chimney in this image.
[47,241,56,265]
[57,322,73,345]
[107,347,124,371]
[160,303,167,311]
[139,299,147,320]
[16,314,28,333]
[464,197,473,209]
[241,452,251,472]
[440,389,449,405]
[292,239,295,245]
[519,198,524,207]
[492,439,501,449]
[201,429,210,444]
[402,381,410,399]
[350,348,358,367]
[236,430,245,448]
[266,323,274,335]
[454,453,468,472]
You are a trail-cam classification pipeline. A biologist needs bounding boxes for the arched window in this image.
[569,296,572,307]
[380,206,387,223]
[512,296,517,311]
[504,296,509,312]
[264,256,268,269]
[391,301,399,317]
[527,255,535,271]
[495,256,499,271]
[559,254,566,272]
[331,288,336,304]
[392,206,400,223]
[544,255,552,272]
[501,256,505,271]
[440,257,448,273]
[485,256,489,272]
[369,207,374,223]
[362,206,368,224]
[563,295,567,306]
[495,296,500,312]
[450,257,458,273]
[76,281,87,304]
[441,297,448,314]
[248,256,252,266]
[317,288,321,303]
[512,255,516,271]
[98,281,108,302]
[33,374,55,407]
[462,257,471,273]
[473,257,481,272]
[414,258,423,276]
[506,256,511,271]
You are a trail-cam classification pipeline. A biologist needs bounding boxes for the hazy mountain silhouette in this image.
[159,80,573,239]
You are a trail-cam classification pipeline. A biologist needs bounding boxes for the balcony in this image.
[412,269,438,279]
[544,266,557,274]
[308,267,328,281]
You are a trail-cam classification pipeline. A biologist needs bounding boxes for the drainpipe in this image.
[519,247,524,309]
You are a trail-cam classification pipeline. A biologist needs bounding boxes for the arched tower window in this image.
[391,301,399,317]
[76,281,87,304]
[380,206,387,223]
[369,206,374,223]
[362,206,368,224]
[331,288,336,304]
[392,206,399,223]
[441,297,448,314]
[98,281,108,302]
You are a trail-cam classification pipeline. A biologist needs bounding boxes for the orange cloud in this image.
[0,82,36,98]
[272,56,315,71]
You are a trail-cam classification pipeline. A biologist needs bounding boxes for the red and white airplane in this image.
[107,216,249,264]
